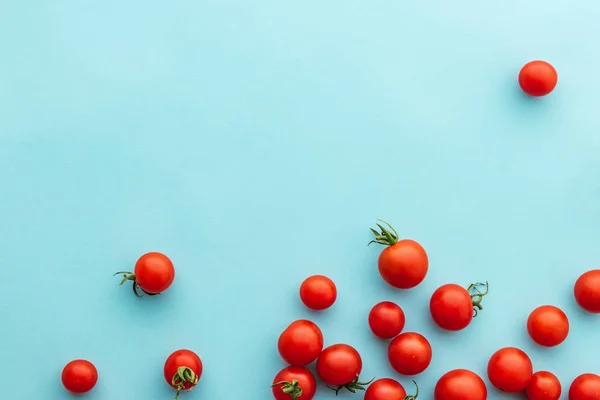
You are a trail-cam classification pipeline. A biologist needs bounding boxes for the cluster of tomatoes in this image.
[271,221,600,400]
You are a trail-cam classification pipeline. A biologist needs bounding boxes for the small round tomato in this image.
[569,373,600,400]
[526,371,561,400]
[164,349,202,400]
[61,359,98,394]
[434,369,487,400]
[115,252,175,296]
[368,301,406,339]
[388,332,432,375]
[430,282,488,331]
[316,344,372,394]
[574,270,600,313]
[370,221,428,289]
[527,305,569,347]
[518,60,558,96]
[272,366,316,400]
[487,347,533,393]
[299,275,337,310]
[278,320,323,366]
[365,378,418,400]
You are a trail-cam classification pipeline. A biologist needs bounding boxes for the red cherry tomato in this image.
[163,349,202,400]
[527,305,569,347]
[316,344,372,394]
[574,270,600,313]
[61,359,98,394]
[115,252,175,296]
[569,373,600,400]
[487,347,533,393]
[272,366,316,400]
[518,60,558,96]
[430,282,488,331]
[368,301,406,339]
[365,378,418,400]
[299,275,337,310]
[434,369,487,400]
[278,320,323,366]
[526,371,561,400]
[388,332,432,375]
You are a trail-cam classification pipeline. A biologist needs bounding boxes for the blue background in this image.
[1,1,599,399]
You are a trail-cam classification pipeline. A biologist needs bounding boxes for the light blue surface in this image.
[1,1,599,399]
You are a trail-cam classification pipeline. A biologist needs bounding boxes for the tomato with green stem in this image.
[278,320,323,366]
[164,349,203,400]
[61,359,98,394]
[430,282,489,331]
[434,369,487,400]
[115,252,175,297]
[365,378,418,400]
[271,366,316,400]
[316,344,373,394]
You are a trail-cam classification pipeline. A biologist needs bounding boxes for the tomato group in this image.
[518,60,558,96]
[299,275,337,310]
[487,347,533,393]
[569,373,600,400]
[370,221,428,289]
[527,305,569,347]
[272,366,316,400]
[61,359,98,394]
[164,349,202,400]
[115,252,175,296]
[316,344,371,393]
[368,301,406,339]
[526,371,561,400]
[278,320,323,366]
[434,369,487,400]
[430,282,488,331]
[574,270,600,313]
[364,378,418,400]
[388,332,432,375]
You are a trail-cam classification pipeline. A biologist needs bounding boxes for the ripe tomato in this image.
[434,369,487,400]
[526,371,561,400]
[370,221,428,289]
[272,366,316,400]
[164,349,202,400]
[278,320,323,366]
[316,344,372,394]
[527,305,569,347]
[61,359,98,394]
[368,301,406,339]
[569,374,600,400]
[574,270,600,313]
[115,252,175,296]
[299,275,337,310]
[365,378,418,400]
[487,347,533,393]
[518,60,558,96]
[388,332,432,375]
[430,282,488,331]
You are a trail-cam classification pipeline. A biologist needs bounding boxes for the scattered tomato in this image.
[569,373,600,400]
[368,301,406,339]
[430,281,488,331]
[365,378,418,400]
[164,349,202,400]
[527,305,569,347]
[526,371,561,400]
[272,366,316,400]
[434,369,487,400]
[61,359,98,394]
[388,332,432,375]
[299,275,337,310]
[574,270,600,313]
[487,347,533,393]
[278,320,323,366]
[115,252,175,296]
[316,344,372,394]
[518,60,558,96]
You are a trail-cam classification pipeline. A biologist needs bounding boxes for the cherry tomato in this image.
[61,359,98,394]
[115,252,175,296]
[370,221,428,289]
[164,349,203,400]
[487,347,533,393]
[518,60,558,96]
[365,378,418,400]
[388,332,432,375]
[574,270,600,313]
[368,301,406,339]
[299,275,337,310]
[434,369,487,400]
[527,305,569,347]
[526,371,561,400]
[272,366,316,400]
[569,373,600,400]
[278,320,323,366]
[430,282,488,331]
[316,344,372,394]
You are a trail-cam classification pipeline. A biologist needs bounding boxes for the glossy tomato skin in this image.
[388,332,432,375]
[364,378,406,400]
[163,349,203,391]
[299,275,337,310]
[368,301,406,339]
[430,284,473,331]
[518,61,558,96]
[527,305,569,347]
[569,374,600,400]
[278,320,323,366]
[61,360,98,394]
[487,347,533,393]
[272,366,316,400]
[378,240,428,289]
[316,344,362,386]
[434,369,487,400]
[574,270,600,313]
[526,371,561,400]
[135,252,175,294]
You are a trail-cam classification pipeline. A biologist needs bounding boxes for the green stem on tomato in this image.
[271,379,303,400]
[405,380,419,400]
[468,281,489,317]
[327,375,374,395]
[368,220,399,246]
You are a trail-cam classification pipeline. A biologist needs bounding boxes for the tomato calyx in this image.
[171,366,200,400]
[113,271,159,297]
[368,220,399,246]
[468,281,489,317]
[404,380,419,400]
[271,379,303,400]
[327,375,374,395]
